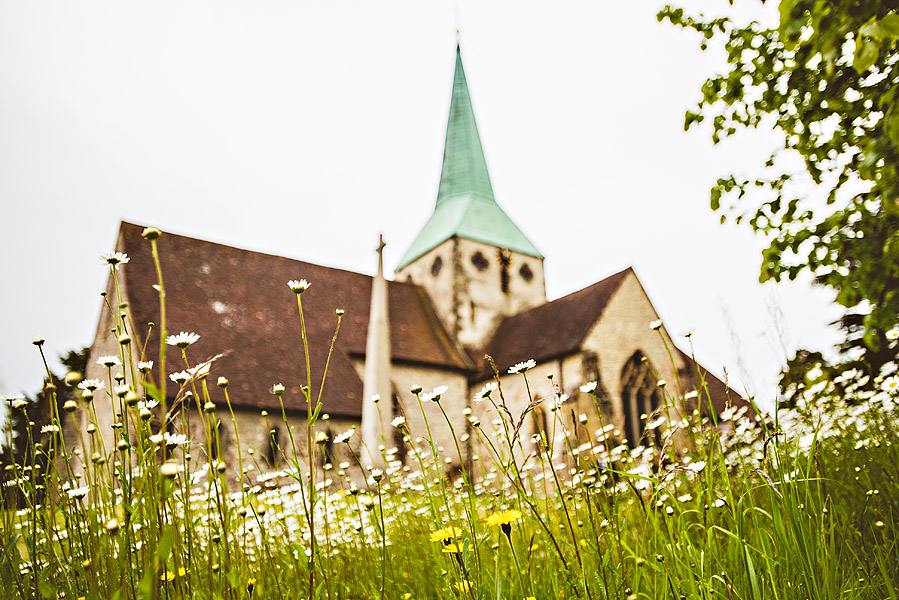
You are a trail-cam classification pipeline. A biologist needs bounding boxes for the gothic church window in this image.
[391,393,407,465]
[266,426,280,467]
[210,420,225,461]
[620,351,661,449]
[320,429,336,467]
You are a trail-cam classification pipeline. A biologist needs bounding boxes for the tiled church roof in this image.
[116,222,469,417]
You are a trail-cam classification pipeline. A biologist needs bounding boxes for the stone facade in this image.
[396,237,546,350]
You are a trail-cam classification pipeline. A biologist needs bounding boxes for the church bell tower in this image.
[396,46,546,351]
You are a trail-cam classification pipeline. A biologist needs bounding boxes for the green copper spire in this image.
[397,46,542,269]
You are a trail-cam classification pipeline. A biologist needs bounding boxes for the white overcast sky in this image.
[0,1,843,409]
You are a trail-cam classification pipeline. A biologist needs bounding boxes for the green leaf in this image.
[853,38,879,73]
[778,0,803,49]
[860,14,899,41]
[143,381,163,403]
[885,105,899,148]
[710,187,722,211]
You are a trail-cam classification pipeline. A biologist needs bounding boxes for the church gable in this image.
[580,269,688,409]
[481,267,630,375]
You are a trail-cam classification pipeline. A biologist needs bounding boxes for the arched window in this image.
[320,429,336,467]
[266,426,280,467]
[391,393,407,465]
[620,352,661,448]
[531,404,549,448]
[210,419,225,461]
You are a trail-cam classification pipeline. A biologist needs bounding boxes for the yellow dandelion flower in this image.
[160,570,175,582]
[442,543,463,554]
[485,509,523,534]
[455,580,472,592]
[430,526,463,543]
[526,597,537,600]
[404,594,412,600]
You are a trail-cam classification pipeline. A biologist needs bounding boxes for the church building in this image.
[80,47,740,481]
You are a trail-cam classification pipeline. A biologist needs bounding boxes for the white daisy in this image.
[165,331,200,348]
[333,429,355,444]
[579,381,597,393]
[100,252,130,269]
[473,382,497,402]
[169,371,190,385]
[508,359,536,374]
[96,356,121,368]
[391,416,406,429]
[649,319,663,331]
[66,486,89,500]
[78,379,104,392]
[272,383,285,395]
[287,279,311,294]
[137,361,154,373]
[422,385,448,402]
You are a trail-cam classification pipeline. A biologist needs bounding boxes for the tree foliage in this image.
[659,0,899,385]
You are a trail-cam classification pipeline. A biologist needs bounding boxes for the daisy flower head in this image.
[188,362,210,379]
[422,385,448,402]
[649,319,663,331]
[41,425,60,434]
[101,252,130,270]
[165,331,200,348]
[272,383,285,395]
[137,361,154,374]
[485,509,523,535]
[333,428,355,444]
[473,382,497,403]
[66,486,89,500]
[508,359,536,375]
[78,379,104,392]
[169,370,190,385]
[96,355,121,368]
[391,416,406,429]
[429,526,463,544]
[163,432,189,448]
[883,375,899,395]
[579,381,597,394]
[287,279,310,294]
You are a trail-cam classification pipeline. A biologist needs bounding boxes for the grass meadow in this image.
[1,228,898,599]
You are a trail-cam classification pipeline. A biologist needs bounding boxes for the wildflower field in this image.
[2,230,898,600]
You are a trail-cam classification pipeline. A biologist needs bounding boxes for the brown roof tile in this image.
[116,222,469,417]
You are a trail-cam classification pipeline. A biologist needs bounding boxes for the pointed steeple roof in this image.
[397,46,542,269]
